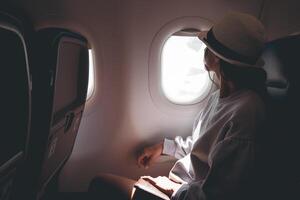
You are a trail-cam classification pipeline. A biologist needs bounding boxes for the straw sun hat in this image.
[198,12,266,68]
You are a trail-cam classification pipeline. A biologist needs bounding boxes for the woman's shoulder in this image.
[231,90,266,122]
[238,90,265,110]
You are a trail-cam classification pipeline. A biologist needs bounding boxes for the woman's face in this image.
[204,47,220,73]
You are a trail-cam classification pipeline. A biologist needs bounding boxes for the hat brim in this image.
[198,31,264,68]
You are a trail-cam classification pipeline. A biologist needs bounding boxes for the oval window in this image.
[161,32,210,104]
[87,49,95,100]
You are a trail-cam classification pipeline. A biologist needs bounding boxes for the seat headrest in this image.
[262,34,300,101]
[0,11,21,28]
[36,28,87,48]
[0,9,33,38]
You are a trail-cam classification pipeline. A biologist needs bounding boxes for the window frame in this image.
[148,17,214,115]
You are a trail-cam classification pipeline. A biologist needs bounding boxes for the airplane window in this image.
[161,35,210,104]
[87,49,95,100]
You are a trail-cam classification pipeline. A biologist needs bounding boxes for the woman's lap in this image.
[89,173,136,200]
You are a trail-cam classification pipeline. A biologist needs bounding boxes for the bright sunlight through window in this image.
[87,49,95,100]
[161,35,209,104]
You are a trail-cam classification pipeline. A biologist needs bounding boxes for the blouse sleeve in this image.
[162,136,194,159]
[162,110,203,159]
[171,136,256,200]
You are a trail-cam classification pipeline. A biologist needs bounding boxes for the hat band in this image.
[204,29,257,65]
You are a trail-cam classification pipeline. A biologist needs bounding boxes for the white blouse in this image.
[162,89,266,200]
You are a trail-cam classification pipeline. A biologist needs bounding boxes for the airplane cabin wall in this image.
[59,0,265,191]
[3,0,300,192]
[261,0,300,40]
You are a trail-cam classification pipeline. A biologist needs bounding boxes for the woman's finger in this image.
[141,176,156,185]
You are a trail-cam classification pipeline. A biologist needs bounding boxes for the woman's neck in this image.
[219,79,239,98]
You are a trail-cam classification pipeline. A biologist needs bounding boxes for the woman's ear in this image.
[213,55,220,66]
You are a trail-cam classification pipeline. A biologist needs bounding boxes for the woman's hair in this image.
[219,60,268,101]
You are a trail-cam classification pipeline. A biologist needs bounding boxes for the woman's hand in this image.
[137,141,163,169]
[141,176,183,198]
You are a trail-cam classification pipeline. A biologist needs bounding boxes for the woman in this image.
[89,12,268,200]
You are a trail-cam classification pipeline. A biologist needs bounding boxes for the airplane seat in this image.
[0,11,31,200]
[22,28,89,200]
[257,33,300,199]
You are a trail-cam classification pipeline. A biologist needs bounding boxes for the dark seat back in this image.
[0,11,31,200]
[258,34,300,199]
[19,28,89,200]
[38,29,89,198]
